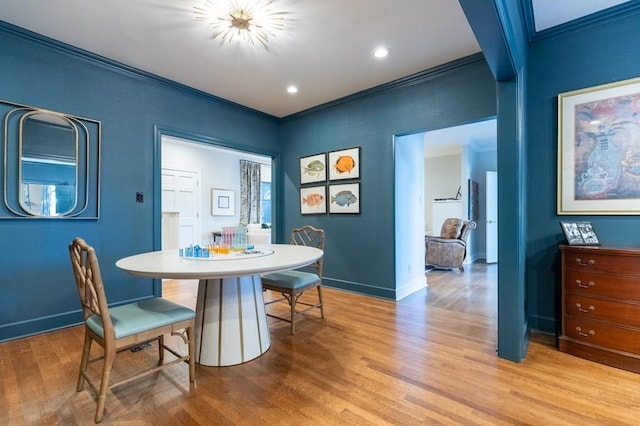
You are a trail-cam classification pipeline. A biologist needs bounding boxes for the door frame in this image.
[152,125,279,294]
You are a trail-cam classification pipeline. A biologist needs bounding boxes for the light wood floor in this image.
[3,262,640,424]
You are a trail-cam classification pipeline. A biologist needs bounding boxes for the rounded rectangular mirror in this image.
[19,112,78,216]
[1,99,101,219]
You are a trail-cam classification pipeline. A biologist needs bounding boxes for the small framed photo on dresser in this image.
[560,221,600,246]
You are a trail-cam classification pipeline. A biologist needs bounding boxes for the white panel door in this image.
[162,168,200,248]
[486,171,498,263]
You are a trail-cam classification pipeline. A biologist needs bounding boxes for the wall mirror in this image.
[1,100,101,219]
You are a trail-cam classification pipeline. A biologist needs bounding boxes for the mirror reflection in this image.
[19,112,78,216]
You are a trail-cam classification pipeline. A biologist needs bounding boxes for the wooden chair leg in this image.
[290,291,297,335]
[95,346,115,423]
[317,286,324,319]
[77,331,93,392]
[187,326,195,383]
[158,335,164,362]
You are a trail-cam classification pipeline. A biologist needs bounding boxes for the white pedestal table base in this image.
[195,274,271,366]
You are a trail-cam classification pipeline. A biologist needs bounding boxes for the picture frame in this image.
[559,221,600,246]
[211,188,235,216]
[300,185,326,215]
[558,76,640,215]
[328,183,360,214]
[300,153,327,184]
[328,147,360,181]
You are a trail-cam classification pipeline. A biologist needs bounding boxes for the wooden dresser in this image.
[559,244,640,373]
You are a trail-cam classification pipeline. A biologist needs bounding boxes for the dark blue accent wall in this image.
[526,9,640,333]
[0,22,497,341]
[0,23,280,341]
[279,57,496,298]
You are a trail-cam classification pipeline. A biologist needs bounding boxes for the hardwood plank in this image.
[2,262,640,424]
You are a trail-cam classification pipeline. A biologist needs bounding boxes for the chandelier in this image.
[194,0,290,49]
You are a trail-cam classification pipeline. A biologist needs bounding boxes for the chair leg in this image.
[317,286,324,319]
[77,330,93,392]
[187,326,195,383]
[95,345,115,423]
[158,335,164,362]
[290,291,297,335]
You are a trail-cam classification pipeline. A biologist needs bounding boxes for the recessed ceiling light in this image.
[373,47,389,58]
[287,85,298,94]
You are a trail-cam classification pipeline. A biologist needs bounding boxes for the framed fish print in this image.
[300,153,327,184]
[300,185,326,215]
[328,147,360,181]
[329,183,360,214]
[558,76,640,214]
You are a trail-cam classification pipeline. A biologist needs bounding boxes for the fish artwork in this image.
[302,193,324,207]
[334,155,355,174]
[303,160,325,176]
[331,190,357,206]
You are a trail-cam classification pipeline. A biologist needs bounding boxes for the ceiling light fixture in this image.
[373,47,389,58]
[194,0,290,49]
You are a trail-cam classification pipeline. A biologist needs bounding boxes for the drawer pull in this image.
[576,279,595,289]
[576,303,595,313]
[576,327,595,337]
[575,257,595,267]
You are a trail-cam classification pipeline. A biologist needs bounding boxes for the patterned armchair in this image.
[425,218,477,272]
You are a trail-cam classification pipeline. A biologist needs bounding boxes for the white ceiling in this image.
[0,0,627,149]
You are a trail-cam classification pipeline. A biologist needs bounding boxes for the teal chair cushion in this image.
[86,297,195,339]
[262,270,320,290]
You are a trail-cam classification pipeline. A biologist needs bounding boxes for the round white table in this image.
[115,244,323,367]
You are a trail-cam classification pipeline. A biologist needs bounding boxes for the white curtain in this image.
[239,160,261,226]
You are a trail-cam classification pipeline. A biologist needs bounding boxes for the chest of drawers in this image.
[559,244,640,372]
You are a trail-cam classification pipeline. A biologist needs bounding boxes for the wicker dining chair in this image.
[68,237,195,423]
[261,225,325,334]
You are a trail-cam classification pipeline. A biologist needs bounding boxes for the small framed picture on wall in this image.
[211,188,235,216]
[300,186,327,215]
[328,147,360,181]
[300,153,327,184]
[328,183,360,214]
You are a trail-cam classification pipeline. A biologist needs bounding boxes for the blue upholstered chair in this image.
[261,225,325,334]
[68,237,195,423]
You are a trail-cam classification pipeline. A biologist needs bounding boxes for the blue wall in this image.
[526,9,640,333]
[0,24,280,340]
[279,57,496,298]
[0,23,497,341]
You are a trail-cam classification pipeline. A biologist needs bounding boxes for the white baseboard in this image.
[395,276,427,301]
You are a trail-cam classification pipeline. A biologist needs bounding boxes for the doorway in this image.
[160,133,272,249]
[394,119,497,301]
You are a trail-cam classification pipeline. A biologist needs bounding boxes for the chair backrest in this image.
[69,237,113,337]
[439,218,476,242]
[290,225,324,277]
[439,218,466,239]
